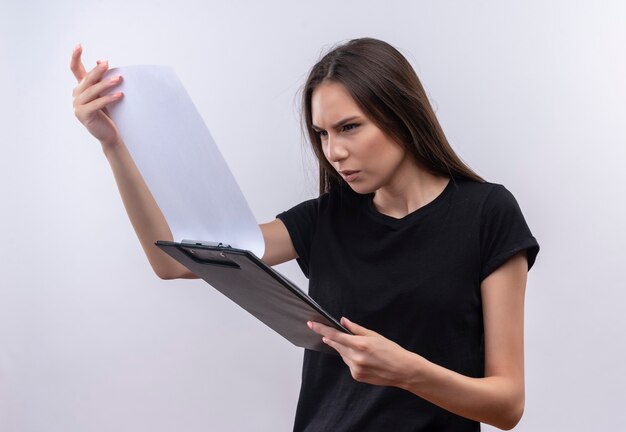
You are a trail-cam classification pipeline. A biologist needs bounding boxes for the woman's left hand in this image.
[308,317,417,388]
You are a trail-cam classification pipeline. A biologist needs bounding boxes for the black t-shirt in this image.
[276,177,539,432]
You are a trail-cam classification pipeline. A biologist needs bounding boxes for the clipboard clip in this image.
[181,239,231,248]
[179,241,239,269]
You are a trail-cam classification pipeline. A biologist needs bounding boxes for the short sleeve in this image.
[479,184,540,281]
[276,197,320,278]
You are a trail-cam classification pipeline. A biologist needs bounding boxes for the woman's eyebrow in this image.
[312,116,361,131]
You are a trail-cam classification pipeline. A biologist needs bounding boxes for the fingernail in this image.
[307,321,312,329]
[100,60,108,69]
[110,75,121,83]
[322,337,328,344]
[74,43,81,52]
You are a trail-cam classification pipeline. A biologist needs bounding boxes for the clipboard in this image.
[156,240,351,353]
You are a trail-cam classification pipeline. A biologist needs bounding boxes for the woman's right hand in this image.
[70,44,124,149]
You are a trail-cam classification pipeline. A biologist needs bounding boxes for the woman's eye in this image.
[317,130,328,139]
[342,123,358,132]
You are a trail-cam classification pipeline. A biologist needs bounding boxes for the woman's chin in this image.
[344,181,376,195]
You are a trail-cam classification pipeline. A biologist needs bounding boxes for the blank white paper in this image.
[102,65,264,257]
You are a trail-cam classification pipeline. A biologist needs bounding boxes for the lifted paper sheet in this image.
[102,66,264,257]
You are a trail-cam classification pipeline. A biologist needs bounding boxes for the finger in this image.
[74,92,123,122]
[74,74,123,107]
[74,59,110,96]
[308,321,342,338]
[70,43,87,82]
[322,336,350,357]
[309,321,357,347]
[341,317,372,336]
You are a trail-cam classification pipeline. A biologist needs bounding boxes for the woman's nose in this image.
[325,135,348,162]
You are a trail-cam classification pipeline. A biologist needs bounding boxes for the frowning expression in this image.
[311,81,409,195]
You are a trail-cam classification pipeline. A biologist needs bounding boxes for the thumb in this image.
[341,317,370,335]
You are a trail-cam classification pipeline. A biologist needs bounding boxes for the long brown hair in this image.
[302,38,484,194]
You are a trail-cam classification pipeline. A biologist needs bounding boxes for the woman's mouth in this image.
[339,170,360,182]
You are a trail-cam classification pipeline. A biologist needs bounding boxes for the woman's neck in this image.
[372,157,450,219]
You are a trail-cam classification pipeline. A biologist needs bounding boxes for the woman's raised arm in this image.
[70,45,297,278]
[71,44,195,279]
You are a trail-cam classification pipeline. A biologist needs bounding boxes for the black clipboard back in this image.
[156,241,350,353]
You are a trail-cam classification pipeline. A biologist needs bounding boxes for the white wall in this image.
[1,1,625,430]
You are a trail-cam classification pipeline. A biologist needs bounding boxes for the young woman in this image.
[71,38,539,431]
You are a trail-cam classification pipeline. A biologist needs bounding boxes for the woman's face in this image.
[311,81,409,195]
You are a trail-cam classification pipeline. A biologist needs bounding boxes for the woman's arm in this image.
[259,219,299,266]
[104,141,199,279]
[71,46,195,279]
[71,46,298,278]
[309,250,528,430]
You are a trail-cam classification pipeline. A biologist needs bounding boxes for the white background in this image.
[1,1,625,431]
